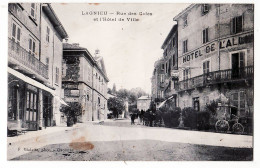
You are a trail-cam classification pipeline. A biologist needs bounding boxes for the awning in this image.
[8,67,56,95]
[54,95,69,106]
[8,68,69,106]
[157,96,174,108]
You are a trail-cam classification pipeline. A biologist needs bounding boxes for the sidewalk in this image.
[7,123,83,144]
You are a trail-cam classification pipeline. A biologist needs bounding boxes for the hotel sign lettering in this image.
[182,33,253,63]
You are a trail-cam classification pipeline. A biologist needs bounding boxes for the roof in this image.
[138,96,151,100]
[42,3,68,39]
[173,4,196,21]
[161,24,177,49]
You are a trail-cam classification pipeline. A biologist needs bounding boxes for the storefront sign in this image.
[182,33,253,63]
[64,97,79,102]
[70,90,80,97]
[63,83,78,89]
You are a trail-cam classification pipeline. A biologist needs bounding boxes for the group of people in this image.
[130,109,162,127]
[130,110,145,125]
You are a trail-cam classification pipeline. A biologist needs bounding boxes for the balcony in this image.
[178,66,253,92]
[8,38,48,79]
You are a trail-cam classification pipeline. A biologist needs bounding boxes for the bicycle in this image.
[215,113,244,134]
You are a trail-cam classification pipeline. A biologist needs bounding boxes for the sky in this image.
[52,3,190,93]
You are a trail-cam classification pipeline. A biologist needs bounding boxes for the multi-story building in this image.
[151,25,178,108]
[174,4,253,117]
[161,24,178,107]
[8,3,68,131]
[137,96,151,111]
[151,58,166,106]
[62,43,109,122]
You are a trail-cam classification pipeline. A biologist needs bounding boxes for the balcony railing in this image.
[8,38,48,79]
[178,66,253,92]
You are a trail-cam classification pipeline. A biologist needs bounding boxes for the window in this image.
[183,40,188,53]
[203,60,210,74]
[173,79,178,89]
[46,26,50,42]
[202,4,209,15]
[46,57,49,70]
[183,69,189,80]
[161,63,165,70]
[30,3,36,19]
[202,28,209,44]
[88,66,91,81]
[98,97,101,106]
[165,62,168,74]
[231,15,243,34]
[193,97,200,111]
[231,91,246,116]
[183,16,188,27]
[164,49,167,56]
[25,91,37,122]
[11,22,21,45]
[172,55,176,67]
[172,38,175,47]
[55,67,59,84]
[29,37,36,56]
[160,74,165,83]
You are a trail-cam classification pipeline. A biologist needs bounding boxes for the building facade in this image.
[8,3,68,131]
[151,24,178,108]
[174,4,253,117]
[62,43,109,122]
[137,96,151,111]
[151,58,166,106]
[161,24,179,107]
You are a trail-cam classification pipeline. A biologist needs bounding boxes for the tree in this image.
[130,87,147,98]
[107,88,112,94]
[60,102,82,126]
[117,89,129,100]
[128,92,138,104]
[112,83,117,94]
[107,97,125,118]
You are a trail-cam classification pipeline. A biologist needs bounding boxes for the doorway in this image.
[43,95,52,127]
[232,52,245,78]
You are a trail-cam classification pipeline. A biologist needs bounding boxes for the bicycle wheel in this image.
[215,120,229,132]
[232,123,244,134]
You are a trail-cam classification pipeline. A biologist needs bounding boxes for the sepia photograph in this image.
[3,1,255,163]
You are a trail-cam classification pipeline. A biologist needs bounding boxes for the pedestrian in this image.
[131,113,135,125]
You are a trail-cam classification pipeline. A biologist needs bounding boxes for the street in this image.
[8,119,253,161]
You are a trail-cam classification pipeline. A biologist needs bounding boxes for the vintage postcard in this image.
[5,1,254,163]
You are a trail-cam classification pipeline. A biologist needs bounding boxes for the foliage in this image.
[107,97,125,118]
[149,101,156,112]
[182,107,197,129]
[197,111,210,130]
[107,88,112,94]
[60,102,82,125]
[159,107,181,128]
[117,89,129,100]
[205,100,219,116]
[129,103,137,113]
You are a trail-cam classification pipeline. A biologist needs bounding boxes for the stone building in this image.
[8,3,68,131]
[62,44,109,122]
[151,58,166,107]
[174,4,253,117]
[161,24,179,107]
[137,96,151,112]
[151,24,178,108]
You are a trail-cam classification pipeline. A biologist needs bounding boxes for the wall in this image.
[41,9,64,126]
[8,3,41,60]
